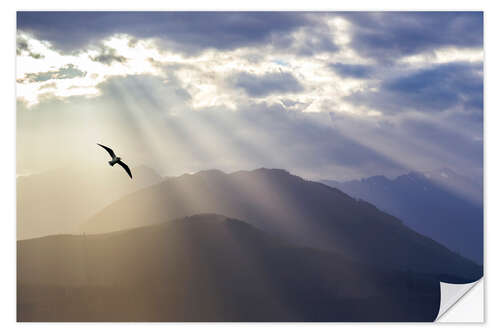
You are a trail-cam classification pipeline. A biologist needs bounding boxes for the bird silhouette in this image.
[97,143,132,178]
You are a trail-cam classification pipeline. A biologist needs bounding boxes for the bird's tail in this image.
[109,160,116,166]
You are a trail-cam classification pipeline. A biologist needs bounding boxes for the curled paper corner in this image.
[435,278,483,322]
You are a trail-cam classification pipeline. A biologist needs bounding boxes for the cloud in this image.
[231,71,304,97]
[90,46,127,65]
[17,35,44,58]
[15,12,483,181]
[385,62,483,111]
[342,12,483,62]
[17,64,86,83]
[17,12,313,54]
[17,12,483,63]
[347,62,483,115]
[329,63,372,78]
[16,36,29,55]
[270,19,340,56]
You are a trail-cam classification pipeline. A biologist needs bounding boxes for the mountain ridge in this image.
[81,167,482,282]
[321,169,483,263]
[18,213,443,322]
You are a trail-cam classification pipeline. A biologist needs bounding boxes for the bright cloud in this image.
[16,17,379,114]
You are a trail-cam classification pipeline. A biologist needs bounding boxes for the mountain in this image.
[18,214,442,322]
[17,163,162,240]
[81,168,482,282]
[322,169,483,263]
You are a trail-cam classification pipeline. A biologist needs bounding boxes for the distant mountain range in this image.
[17,164,162,240]
[322,169,483,263]
[81,168,482,281]
[18,214,442,321]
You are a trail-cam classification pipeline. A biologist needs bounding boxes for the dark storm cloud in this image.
[231,71,304,97]
[17,64,86,83]
[347,62,483,115]
[385,62,483,111]
[329,63,372,78]
[17,12,483,62]
[341,12,483,62]
[17,11,313,54]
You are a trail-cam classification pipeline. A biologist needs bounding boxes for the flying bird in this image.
[97,143,132,179]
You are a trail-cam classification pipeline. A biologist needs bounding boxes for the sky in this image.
[16,12,483,181]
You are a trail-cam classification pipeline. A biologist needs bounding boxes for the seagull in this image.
[97,143,132,179]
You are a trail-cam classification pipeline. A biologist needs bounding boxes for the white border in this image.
[3,1,498,331]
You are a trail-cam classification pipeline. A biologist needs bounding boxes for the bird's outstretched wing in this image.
[97,143,116,158]
[117,160,132,179]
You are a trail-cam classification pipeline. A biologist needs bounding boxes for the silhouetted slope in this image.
[17,164,162,240]
[18,214,441,322]
[81,168,482,282]
[322,169,483,263]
